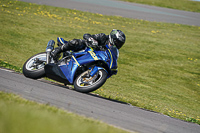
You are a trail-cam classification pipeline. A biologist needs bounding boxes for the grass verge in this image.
[0,59,22,72]
[0,91,130,133]
[0,0,200,125]
[120,0,200,12]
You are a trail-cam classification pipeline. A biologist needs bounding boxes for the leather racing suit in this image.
[52,33,109,59]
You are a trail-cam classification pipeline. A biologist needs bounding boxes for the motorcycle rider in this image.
[51,29,126,60]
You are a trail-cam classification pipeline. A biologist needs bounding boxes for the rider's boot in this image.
[51,47,62,63]
[51,38,86,62]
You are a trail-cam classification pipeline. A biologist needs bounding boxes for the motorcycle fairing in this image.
[105,45,118,74]
[45,63,70,84]
[59,55,80,84]
[57,45,118,84]
[57,37,68,46]
[59,49,103,84]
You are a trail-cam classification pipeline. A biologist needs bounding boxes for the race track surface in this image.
[19,0,200,26]
[0,69,200,133]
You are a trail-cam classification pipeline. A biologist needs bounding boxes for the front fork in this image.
[46,52,51,64]
[46,40,55,64]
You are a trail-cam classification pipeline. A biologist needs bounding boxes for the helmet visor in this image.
[114,39,124,49]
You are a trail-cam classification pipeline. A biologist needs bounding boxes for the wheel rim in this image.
[76,70,103,88]
[25,53,47,71]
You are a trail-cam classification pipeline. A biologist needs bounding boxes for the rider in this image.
[51,29,126,60]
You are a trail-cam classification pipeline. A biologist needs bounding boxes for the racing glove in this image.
[87,37,98,49]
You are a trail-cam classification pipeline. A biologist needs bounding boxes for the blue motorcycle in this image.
[23,38,119,93]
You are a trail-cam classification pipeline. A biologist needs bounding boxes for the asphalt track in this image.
[0,69,200,133]
[19,0,200,26]
[1,0,200,133]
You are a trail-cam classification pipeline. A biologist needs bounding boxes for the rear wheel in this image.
[74,69,107,93]
[23,52,48,79]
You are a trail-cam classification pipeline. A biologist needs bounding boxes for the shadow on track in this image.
[39,78,129,105]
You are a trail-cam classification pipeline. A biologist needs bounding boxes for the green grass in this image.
[0,91,130,133]
[0,0,200,125]
[0,59,22,72]
[120,0,200,12]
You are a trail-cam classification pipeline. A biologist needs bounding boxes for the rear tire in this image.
[74,69,107,93]
[23,52,47,79]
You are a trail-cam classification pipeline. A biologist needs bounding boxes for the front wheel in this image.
[23,52,48,79]
[74,69,107,93]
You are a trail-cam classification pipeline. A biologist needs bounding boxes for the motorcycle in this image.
[23,38,119,93]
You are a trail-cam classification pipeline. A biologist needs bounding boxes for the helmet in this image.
[109,29,126,49]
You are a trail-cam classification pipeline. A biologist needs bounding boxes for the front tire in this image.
[74,69,107,93]
[23,52,47,79]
